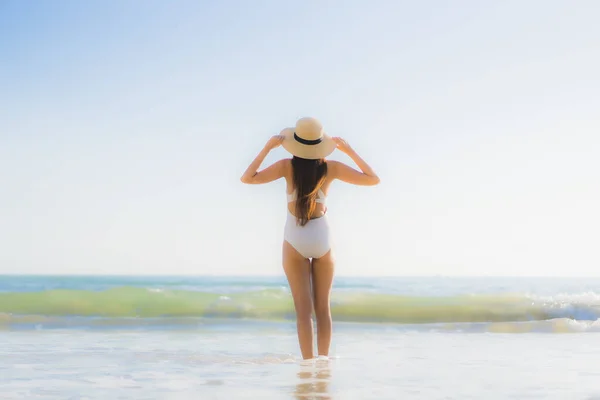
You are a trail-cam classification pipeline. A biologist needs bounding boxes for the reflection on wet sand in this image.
[293,359,332,399]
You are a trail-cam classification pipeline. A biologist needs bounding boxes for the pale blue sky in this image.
[1,0,599,276]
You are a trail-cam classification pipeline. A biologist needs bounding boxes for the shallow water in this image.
[2,326,600,399]
[2,275,600,399]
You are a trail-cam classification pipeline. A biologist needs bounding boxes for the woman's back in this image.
[283,154,380,221]
[285,157,330,222]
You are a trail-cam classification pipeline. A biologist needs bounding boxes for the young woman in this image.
[240,117,380,360]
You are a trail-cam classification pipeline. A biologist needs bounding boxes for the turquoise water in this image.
[2,275,600,330]
[2,275,600,399]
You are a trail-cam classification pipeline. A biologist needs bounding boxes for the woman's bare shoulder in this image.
[324,159,379,186]
[280,157,293,177]
[325,159,344,171]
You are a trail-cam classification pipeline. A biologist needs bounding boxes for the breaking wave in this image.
[1,287,599,331]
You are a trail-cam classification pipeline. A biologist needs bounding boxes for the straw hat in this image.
[280,117,336,160]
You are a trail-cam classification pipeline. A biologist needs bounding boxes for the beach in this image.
[3,0,600,398]
[1,275,600,399]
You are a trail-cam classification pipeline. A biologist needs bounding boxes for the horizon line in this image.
[1,273,599,279]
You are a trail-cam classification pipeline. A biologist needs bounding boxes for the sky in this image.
[1,0,599,277]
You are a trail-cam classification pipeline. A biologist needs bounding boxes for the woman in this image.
[240,117,380,360]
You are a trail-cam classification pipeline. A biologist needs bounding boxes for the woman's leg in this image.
[311,249,335,357]
[282,240,314,359]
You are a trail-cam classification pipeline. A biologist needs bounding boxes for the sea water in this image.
[1,275,600,399]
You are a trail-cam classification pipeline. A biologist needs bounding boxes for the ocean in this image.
[1,275,600,399]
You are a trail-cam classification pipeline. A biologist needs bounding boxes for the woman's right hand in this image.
[332,137,352,154]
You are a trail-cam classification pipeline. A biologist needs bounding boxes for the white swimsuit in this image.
[284,188,332,259]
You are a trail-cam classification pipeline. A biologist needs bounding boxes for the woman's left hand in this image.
[265,135,284,150]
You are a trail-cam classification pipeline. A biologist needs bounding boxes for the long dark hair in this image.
[291,156,328,226]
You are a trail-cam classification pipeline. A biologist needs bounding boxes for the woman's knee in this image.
[296,311,313,326]
[294,300,314,321]
[314,302,331,322]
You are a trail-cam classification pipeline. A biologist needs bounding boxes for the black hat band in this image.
[294,132,322,146]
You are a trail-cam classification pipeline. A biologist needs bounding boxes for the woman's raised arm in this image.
[240,135,287,184]
[328,137,380,186]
